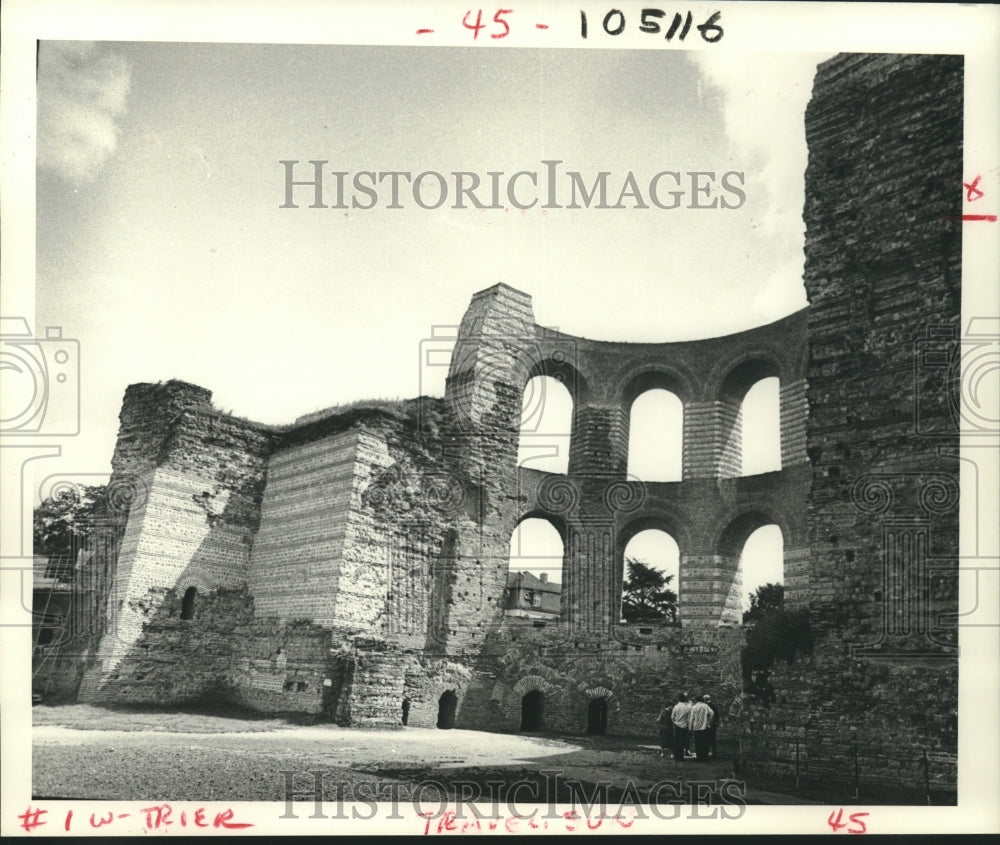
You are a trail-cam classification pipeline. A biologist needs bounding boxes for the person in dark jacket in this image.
[703,694,720,759]
[656,702,673,758]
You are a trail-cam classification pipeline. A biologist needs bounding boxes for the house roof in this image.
[506,570,561,593]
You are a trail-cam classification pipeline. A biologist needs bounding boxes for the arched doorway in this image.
[180,586,197,620]
[520,690,545,732]
[401,697,411,726]
[436,690,457,730]
[586,698,608,735]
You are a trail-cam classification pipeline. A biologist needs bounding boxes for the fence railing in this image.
[732,733,957,804]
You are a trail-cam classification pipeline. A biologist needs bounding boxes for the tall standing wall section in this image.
[736,52,963,801]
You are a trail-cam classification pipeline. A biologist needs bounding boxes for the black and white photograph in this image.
[2,0,998,836]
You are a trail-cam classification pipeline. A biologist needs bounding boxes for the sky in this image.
[30,40,831,607]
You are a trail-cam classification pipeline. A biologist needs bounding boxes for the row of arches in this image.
[426,689,608,735]
[516,376,782,478]
[507,520,784,618]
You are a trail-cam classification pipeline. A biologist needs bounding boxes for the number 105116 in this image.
[580,9,724,42]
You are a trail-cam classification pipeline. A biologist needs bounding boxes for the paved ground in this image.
[32,706,814,807]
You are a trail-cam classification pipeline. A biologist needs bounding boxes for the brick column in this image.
[679,553,739,629]
[780,378,808,467]
[683,401,741,479]
[782,547,810,609]
[564,520,615,634]
[569,404,628,475]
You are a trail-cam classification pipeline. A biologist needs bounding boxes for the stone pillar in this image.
[783,547,810,609]
[564,520,615,634]
[680,553,738,629]
[682,400,741,479]
[780,378,808,467]
[569,403,628,475]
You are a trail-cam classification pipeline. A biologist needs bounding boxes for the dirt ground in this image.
[31,705,810,807]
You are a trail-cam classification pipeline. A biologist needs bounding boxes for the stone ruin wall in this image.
[71,278,810,733]
[38,51,961,798]
[735,52,962,799]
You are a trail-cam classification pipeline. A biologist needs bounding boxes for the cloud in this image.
[691,52,835,244]
[37,42,132,184]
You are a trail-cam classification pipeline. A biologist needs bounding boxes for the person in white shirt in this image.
[689,695,714,762]
[670,693,692,760]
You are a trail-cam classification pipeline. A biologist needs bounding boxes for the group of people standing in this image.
[657,692,719,762]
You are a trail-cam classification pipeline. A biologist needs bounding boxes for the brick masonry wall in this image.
[249,430,365,625]
[735,53,963,799]
[80,585,333,713]
[454,627,745,738]
[80,392,274,701]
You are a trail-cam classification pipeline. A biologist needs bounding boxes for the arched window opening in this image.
[437,690,457,730]
[401,697,411,726]
[506,518,562,621]
[621,529,679,625]
[517,376,573,474]
[627,389,683,481]
[521,690,545,732]
[180,586,197,621]
[586,698,609,735]
[741,378,781,476]
[739,525,784,621]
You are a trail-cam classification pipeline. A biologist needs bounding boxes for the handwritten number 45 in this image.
[827,808,869,835]
[463,9,512,39]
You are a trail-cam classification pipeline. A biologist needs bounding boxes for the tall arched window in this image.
[517,376,573,474]
[740,524,784,618]
[506,517,563,620]
[741,377,782,475]
[621,529,679,625]
[627,389,683,481]
[719,361,781,478]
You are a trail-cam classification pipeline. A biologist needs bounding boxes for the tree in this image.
[622,557,677,624]
[33,484,107,580]
[743,582,784,625]
[740,581,811,691]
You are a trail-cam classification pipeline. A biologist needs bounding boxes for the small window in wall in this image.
[180,586,197,620]
[627,389,683,481]
[517,376,573,474]
[741,378,781,475]
[402,697,411,726]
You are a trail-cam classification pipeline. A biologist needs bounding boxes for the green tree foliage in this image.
[33,484,106,580]
[622,557,677,624]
